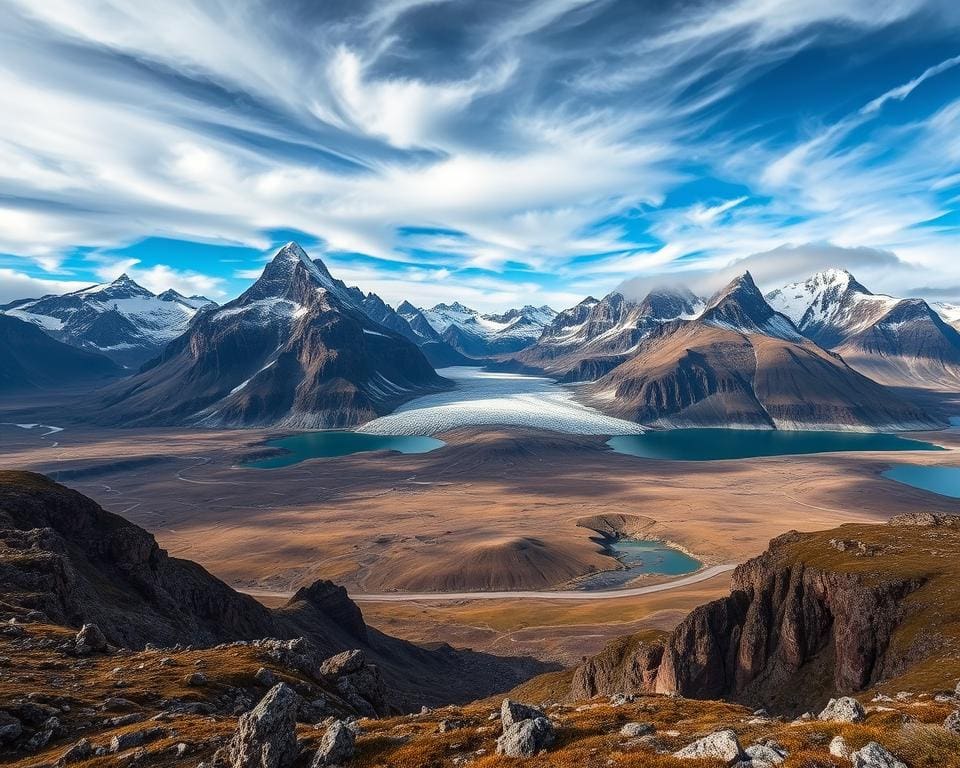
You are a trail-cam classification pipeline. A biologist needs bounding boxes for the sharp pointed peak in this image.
[708,271,761,305]
[272,241,310,263]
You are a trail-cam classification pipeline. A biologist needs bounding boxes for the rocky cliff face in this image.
[569,523,955,713]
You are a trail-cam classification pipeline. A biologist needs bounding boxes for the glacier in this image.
[358,366,644,436]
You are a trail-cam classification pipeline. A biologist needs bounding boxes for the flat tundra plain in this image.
[4,423,960,664]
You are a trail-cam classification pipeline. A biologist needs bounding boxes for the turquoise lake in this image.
[883,465,960,498]
[608,429,943,462]
[577,538,702,591]
[247,431,445,468]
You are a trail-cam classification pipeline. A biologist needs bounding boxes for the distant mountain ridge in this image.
[584,272,939,431]
[417,302,556,357]
[513,287,704,381]
[0,274,216,367]
[767,269,960,389]
[93,242,449,427]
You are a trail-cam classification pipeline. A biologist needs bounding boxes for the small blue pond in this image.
[577,539,702,591]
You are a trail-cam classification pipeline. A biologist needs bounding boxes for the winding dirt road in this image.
[241,563,738,602]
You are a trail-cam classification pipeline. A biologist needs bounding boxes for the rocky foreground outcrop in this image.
[571,517,960,714]
[0,471,547,713]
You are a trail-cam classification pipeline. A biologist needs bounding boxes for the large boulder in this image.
[745,742,788,766]
[830,735,851,758]
[850,742,907,768]
[319,650,365,678]
[225,683,299,768]
[496,717,556,758]
[619,722,655,738]
[75,623,107,655]
[317,650,388,718]
[500,699,546,729]
[818,696,866,723]
[673,729,744,762]
[310,720,355,767]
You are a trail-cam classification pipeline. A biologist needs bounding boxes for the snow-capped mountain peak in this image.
[157,289,215,309]
[701,271,805,341]
[766,269,898,347]
[78,273,155,300]
[415,301,557,356]
[0,272,219,366]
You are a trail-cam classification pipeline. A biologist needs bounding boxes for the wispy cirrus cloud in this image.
[0,0,958,310]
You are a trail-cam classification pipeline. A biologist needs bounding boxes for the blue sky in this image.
[1,0,959,310]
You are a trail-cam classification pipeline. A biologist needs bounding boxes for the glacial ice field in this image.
[357,366,644,436]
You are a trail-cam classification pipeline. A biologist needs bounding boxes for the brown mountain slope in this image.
[0,315,122,393]
[583,274,940,432]
[585,323,938,430]
[92,243,448,428]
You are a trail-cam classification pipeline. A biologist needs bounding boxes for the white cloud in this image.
[0,268,91,304]
[0,0,958,311]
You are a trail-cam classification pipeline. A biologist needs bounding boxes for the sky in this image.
[1,0,959,311]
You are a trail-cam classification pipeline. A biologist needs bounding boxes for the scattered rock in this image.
[319,649,365,678]
[850,741,907,768]
[830,735,850,758]
[299,698,329,724]
[496,717,556,758]
[75,624,107,655]
[944,709,960,735]
[888,512,960,527]
[828,538,879,556]
[174,742,191,757]
[225,683,299,768]
[500,699,545,729]
[57,738,92,764]
[110,727,164,753]
[254,668,277,687]
[438,719,468,733]
[0,711,22,744]
[184,672,207,687]
[673,729,744,762]
[102,697,138,712]
[745,742,787,766]
[619,722,655,738]
[818,696,866,723]
[311,720,355,767]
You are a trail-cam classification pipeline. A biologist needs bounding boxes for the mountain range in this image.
[415,301,556,357]
[514,287,704,381]
[1,276,216,367]
[583,272,937,431]
[767,268,960,389]
[3,248,959,432]
[93,242,449,427]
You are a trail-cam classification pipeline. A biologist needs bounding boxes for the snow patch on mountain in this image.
[0,274,217,365]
